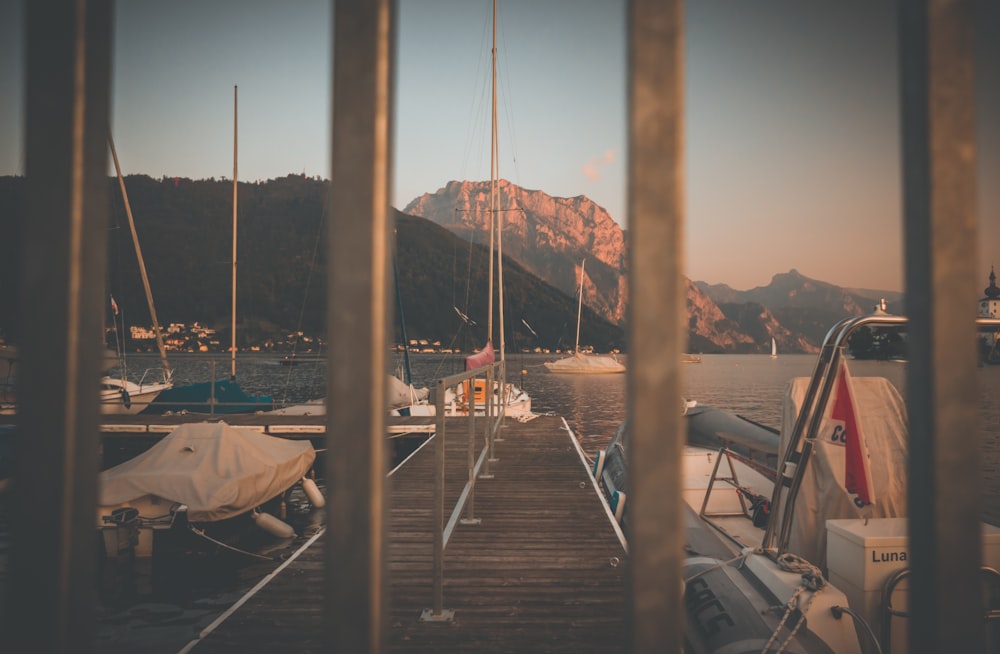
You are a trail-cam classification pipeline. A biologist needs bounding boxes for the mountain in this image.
[403,179,764,352]
[697,269,903,347]
[405,180,628,324]
[394,210,625,352]
[0,175,905,354]
[0,174,625,352]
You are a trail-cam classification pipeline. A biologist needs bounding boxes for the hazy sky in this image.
[1,0,998,293]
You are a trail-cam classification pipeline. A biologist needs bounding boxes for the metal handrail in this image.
[881,565,1000,652]
[762,312,1000,555]
[423,360,505,622]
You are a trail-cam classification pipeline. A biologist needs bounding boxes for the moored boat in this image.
[593,309,1000,653]
[97,421,322,558]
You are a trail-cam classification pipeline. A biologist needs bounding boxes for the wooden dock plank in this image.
[190,415,627,653]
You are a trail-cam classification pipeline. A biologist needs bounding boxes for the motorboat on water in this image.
[99,372,172,415]
[593,309,1000,653]
[97,421,324,558]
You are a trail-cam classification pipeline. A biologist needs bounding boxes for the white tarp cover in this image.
[778,374,909,571]
[100,421,316,522]
[543,352,626,374]
[386,374,430,410]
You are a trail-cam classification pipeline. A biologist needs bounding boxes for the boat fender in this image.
[302,476,326,508]
[592,449,606,480]
[120,387,131,409]
[251,510,295,539]
[611,490,626,524]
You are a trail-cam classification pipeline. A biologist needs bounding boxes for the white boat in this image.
[544,259,626,375]
[99,372,172,415]
[594,309,1000,654]
[97,421,322,558]
[272,373,429,416]
[771,336,778,358]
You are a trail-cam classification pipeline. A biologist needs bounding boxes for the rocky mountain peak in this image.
[404,180,628,323]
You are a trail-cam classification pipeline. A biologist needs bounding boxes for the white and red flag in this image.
[110,295,119,315]
[825,359,876,515]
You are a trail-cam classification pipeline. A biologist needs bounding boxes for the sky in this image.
[1,0,998,293]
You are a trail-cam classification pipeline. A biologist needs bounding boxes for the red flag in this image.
[465,341,495,371]
[110,295,119,315]
[827,360,876,513]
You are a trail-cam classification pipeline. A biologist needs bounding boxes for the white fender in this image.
[302,477,325,508]
[251,510,295,539]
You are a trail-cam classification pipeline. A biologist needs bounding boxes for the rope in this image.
[761,553,828,653]
[187,525,283,562]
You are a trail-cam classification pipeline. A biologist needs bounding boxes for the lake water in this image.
[1,351,998,652]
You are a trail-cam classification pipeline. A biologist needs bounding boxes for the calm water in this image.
[1,351,998,652]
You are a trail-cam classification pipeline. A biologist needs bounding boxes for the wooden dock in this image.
[185,414,628,653]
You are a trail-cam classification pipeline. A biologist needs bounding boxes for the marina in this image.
[5,351,1000,652]
[3,2,997,652]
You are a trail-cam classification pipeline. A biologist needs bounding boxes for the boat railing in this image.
[135,366,172,389]
[762,310,1000,556]
[422,359,505,622]
[699,447,776,539]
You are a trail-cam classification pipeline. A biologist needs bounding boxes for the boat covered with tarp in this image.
[98,421,318,557]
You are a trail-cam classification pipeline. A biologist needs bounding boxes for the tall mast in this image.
[493,0,506,362]
[231,85,238,382]
[575,259,585,354]
[108,132,171,378]
[486,0,496,352]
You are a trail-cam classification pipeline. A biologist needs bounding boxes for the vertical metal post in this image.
[898,1,982,651]
[627,0,686,652]
[464,387,477,521]
[421,379,453,621]
[209,359,216,415]
[7,1,112,651]
[479,369,495,479]
[326,0,395,650]
[493,359,504,442]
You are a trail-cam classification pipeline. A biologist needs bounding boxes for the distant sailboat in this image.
[770,337,778,358]
[145,86,272,414]
[544,259,626,374]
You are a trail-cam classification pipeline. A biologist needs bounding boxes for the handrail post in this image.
[461,382,481,525]
[421,378,454,621]
[493,359,505,442]
[209,359,217,415]
[480,366,496,478]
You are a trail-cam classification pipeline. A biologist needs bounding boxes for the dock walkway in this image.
[188,414,627,653]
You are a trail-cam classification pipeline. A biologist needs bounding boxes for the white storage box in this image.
[826,518,1000,654]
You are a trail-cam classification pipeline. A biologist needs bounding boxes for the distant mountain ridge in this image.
[0,175,904,354]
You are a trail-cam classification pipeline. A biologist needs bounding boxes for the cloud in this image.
[582,149,616,181]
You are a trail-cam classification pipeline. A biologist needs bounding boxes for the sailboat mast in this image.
[486,0,497,352]
[575,259,585,354]
[494,0,506,363]
[231,85,238,382]
[108,132,171,377]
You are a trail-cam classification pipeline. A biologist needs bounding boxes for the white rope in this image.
[761,553,827,654]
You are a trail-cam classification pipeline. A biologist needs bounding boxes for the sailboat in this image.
[544,259,625,374]
[770,336,778,358]
[100,134,173,414]
[145,87,272,414]
[448,0,532,416]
